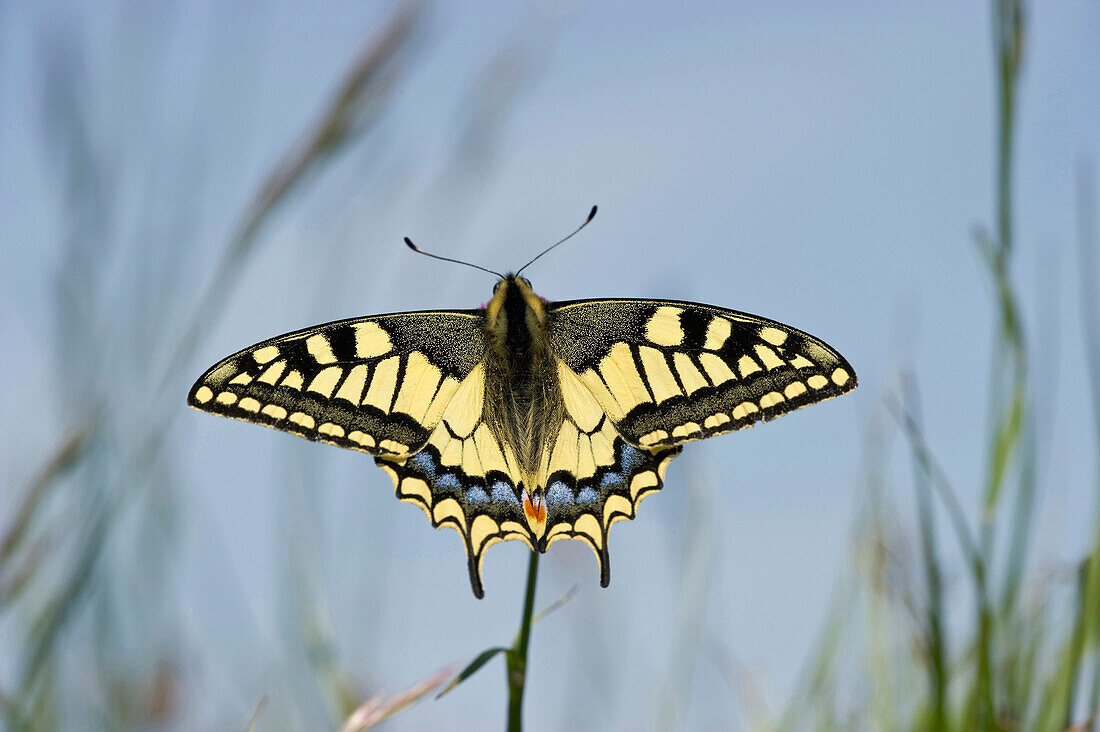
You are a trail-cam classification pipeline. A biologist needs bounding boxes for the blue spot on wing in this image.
[491,481,519,506]
[546,481,573,506]
[409,451,436,478]
[601,472,624,488]
[436,473,461,491]
[620,444,645,473]
[577,486,598,503]
[466,485,489,503]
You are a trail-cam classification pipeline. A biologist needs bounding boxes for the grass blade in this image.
[435,647,512,700]
[905,381,948,730]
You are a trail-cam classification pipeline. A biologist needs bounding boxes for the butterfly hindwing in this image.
[541,360,681,585]
[548,299,857,449]
[374,363,534,598]
[188,311,485,458]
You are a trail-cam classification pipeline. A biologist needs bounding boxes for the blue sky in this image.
[2,1,1099,728]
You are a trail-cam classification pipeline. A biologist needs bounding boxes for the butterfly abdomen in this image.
[483,276,564,483]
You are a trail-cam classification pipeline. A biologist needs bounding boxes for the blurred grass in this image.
[2,4,425,729]
[773,1,1100,730]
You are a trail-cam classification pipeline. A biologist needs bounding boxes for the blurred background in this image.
[2,1,1099,729]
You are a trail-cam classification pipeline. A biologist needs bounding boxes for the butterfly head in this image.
[485,274,548,341]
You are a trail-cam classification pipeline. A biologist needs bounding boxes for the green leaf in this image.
[436,647,513,700]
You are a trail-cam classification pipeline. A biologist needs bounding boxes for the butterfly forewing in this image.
[188,311,485,458]
[548,299,857,449]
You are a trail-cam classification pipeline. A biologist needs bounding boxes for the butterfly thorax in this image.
[483,276,564,502]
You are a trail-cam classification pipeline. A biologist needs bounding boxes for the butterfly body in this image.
[190,274,855,597]
[482,275,561,520]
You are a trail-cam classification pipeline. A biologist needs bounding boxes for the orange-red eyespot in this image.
[522,490,547,528]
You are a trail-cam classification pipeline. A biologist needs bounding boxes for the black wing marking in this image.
[547,299,856,449]
[188,310,485,458]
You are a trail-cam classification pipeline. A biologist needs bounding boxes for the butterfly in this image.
[188,210,856,597]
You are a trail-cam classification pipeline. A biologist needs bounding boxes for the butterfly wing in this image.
[548,299,857,449]
[189,311,486,457]
[189,310,533,598]
[537,361,681,586]
[375,363,533,598]
[541,298,856,584]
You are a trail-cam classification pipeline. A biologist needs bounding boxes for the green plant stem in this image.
[906,388,947,731]
[506,549,539,731]
[970,3,1024,727]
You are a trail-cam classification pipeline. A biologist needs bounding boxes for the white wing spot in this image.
[704,317,732,350]
[253,346,280,364]
[789,354,814,369]
[672,422,702,439]
[308,366,343,398]
[257,361,287,385]
[280,370,305,391]
[732,401,759,420]
[645,306,685,347]
[699,352,736,385]
[347,430,375,448]
[639,346,680,403]
[306,334,337,365]
[354,321,393,358]
[737,355,762,377]
[639,429,669,446]
[759,327,788,346]
[754,344,785,370]
[784,381,807,399]
[704,413,730,429]
[334,364,369,404]
[289,412,315,430]
[760,391,785,409]
[262,404,287,419]
[379,438,409,455]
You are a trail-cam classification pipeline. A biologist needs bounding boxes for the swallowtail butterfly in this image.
[189,210,856,597]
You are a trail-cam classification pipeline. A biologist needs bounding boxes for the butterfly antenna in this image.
[515,205,598,276]
[404,237,504,279]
